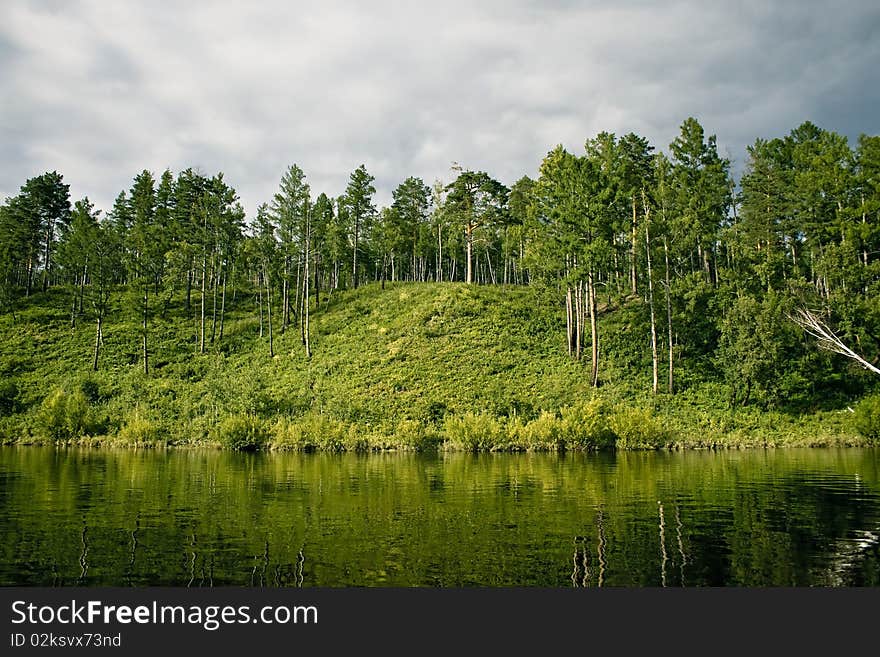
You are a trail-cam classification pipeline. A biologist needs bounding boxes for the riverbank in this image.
[0,282,874,452]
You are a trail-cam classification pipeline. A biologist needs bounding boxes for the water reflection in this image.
[0,447,878,586]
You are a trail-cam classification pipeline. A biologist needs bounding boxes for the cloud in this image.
[1,0,878,215]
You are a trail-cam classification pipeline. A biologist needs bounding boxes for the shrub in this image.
[270,413,350,451]
[0,380,19,415]
[443,412,504,451]
[213,414,269,451]
[520,411,565,450]
[560,399,616,449]
[117,408,162,445]
[610,404,667,449]
[36,388,104,440]
[853,394,880,443]
[79,379,101,404]
[395,418,442,451]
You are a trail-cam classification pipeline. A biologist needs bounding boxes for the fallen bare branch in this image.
[790,308,880,375]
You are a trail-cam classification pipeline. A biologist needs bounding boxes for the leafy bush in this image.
[213,414,269,451]
[395,418,442,451]
[610,405,667,449]
[270,413,350,451]
[36,388,105,440]
[560,399,616,449]
[117,408,162,445]
[443,412,505,451]
[853,395,880,443]
[519,411,565,450]
[0,380,19,415]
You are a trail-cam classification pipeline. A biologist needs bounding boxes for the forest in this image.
[1,117,879,450]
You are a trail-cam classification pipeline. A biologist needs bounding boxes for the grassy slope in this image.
[0,282,867,450]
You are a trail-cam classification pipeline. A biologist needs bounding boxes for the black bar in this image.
[2,587,878,654]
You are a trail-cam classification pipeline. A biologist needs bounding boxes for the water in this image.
[1,446,878,586]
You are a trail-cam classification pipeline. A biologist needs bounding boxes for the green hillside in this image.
[0,282,870,450]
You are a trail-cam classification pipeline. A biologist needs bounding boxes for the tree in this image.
[445,170,508,284]
[311,192,334,304]
[3,172,71,296]
[506,176,536,285]
[342,165,376,289]
[0,195,37,312]
[669,117,731,285]
[56,198,101,326]
[88,221,122,371]
[391,176,431,282]
[271,164,310,332]
[22,171,72,292]
[253,203,278,357]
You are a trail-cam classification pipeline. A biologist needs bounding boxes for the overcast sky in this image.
[2,0,879,218]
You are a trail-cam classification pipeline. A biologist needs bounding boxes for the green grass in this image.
[0,282,870,451]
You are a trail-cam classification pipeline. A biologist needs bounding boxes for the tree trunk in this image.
[25,257,33,297]
[258,272,264,338]
[70,286,77,328]
[314,257,320,306]
[437,224,443,282]
[265,269,274,358]
[465,223,474,284]
[92,315,102,371]
[185,265,192,313]
[574,280,582,360]
[664,236,674,394]
[210,259,218,344]
[588,269,598,387]
[43,227,52,292]
[352,216,360,289]
[282,262,290,333]
[199,250,206,354]
[645,200,658,394]
[218,273,226,342]
[304,215,311,359]
[631,196,638,296]
[486,247,496,285]
[142,282,149,376]
[78,265,86,313]
[566,285,573,357]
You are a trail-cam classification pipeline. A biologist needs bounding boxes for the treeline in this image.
[1,117,879,408]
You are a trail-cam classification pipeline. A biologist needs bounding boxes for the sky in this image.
[2,0,879,219]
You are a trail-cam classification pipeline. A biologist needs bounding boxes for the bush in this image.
[0,380,19,415]
[79,379,101,404]
[36,388,105,441]
[270,413,350,451]
[443,412,505,451]
[520,411,565,450]
[395,418,442,451]
[610,404,667,449]
[117,408,162,445]
[560,399,616,449]
[853,394,880,443]
[213,414,269,451]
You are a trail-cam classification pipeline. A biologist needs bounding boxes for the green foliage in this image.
[560,399,618,449]
[117,408,161,446]
[213,414,269,451]
[853,395,880,443]
[443,412,506,451]
[270,414,351,452]
[36,388,105,441]
[0,380,19,416]
[394,419,442,451]
[610,405,667,449]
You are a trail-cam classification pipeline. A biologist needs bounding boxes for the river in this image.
[1,446,878,586]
